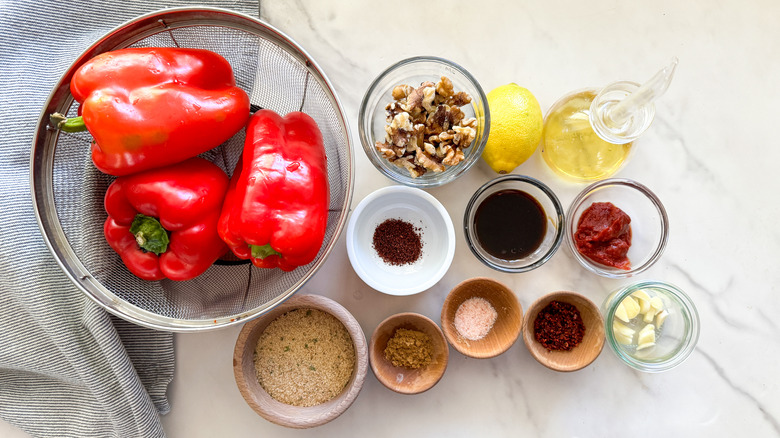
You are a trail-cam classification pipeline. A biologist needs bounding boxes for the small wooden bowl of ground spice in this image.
[369,312,449,394]
[521,291,605,372]
[233,294,368,428]
[441,277,523,359]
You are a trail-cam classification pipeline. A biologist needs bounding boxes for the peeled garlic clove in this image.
[615,302,630,323]
[616,334,633,345]
[632,290,652,314]
[650,296,664,312]
[637,324,656,350]
[614,331,634,345]
[613,320,635,345]
[621,296,641,320]
[636,342,656,351]
[643,308,658,323]
[638,324,655,341]
[655,309,669,329]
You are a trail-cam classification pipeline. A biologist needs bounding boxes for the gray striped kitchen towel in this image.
[0,1,259,437]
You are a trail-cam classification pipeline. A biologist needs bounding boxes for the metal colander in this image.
[30,8,354,332]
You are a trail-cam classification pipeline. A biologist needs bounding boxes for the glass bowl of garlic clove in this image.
[603,281,700,372]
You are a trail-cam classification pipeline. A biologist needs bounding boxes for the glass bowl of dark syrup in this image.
[464,175,564,273]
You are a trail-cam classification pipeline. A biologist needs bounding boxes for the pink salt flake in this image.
[454,297,498,341]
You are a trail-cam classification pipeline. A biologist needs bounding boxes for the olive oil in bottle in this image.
[541,59,678,182]
[541,90,632,181]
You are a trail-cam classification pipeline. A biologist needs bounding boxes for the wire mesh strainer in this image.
[30,7,354,332]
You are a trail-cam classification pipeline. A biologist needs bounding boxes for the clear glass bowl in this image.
[358,56,490,188]
[603,281,699,372]
[566,178,668,278]
[464,175,564,273]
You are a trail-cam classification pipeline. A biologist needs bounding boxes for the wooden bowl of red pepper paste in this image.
[521,291,605,372]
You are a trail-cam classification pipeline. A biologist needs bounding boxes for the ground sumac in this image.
[372,218,422,266]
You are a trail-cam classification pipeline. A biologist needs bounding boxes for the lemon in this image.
[481,84,543,174]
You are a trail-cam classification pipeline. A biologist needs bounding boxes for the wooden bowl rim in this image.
[440,277,523,359]
[521,290,605,372]
[233,294,368,429]
[369,312,449,394]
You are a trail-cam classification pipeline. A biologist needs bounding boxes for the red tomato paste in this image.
[574,202,632,270]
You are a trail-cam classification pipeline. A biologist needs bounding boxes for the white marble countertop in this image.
[4,0,779,436]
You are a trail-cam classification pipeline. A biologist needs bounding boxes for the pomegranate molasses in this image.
[474,189,546,260]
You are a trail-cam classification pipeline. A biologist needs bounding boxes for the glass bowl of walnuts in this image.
[358,56,490,188]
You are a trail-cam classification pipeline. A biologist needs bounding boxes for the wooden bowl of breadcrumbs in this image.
[233,294,368,428]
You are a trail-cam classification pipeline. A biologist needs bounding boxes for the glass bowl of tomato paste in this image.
[565,179,669,278]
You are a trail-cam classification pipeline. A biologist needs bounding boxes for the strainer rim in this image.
[30,6,354,332]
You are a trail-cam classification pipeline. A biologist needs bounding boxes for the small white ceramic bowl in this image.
[346,186,455,295]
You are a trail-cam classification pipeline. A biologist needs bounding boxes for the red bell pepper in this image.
[218,110,329,271]
[104,157,229,281]
[56,47,249,176]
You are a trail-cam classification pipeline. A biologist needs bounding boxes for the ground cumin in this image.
[383,328,433,369]
[253,308,355,407]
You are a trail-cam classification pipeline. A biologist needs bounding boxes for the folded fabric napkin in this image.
[0,1,258,437]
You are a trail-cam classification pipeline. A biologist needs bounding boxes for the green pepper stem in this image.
[129,214,170,255]
[250,244,282,260]
[49,113,87,133]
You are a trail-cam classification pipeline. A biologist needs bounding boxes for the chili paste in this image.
[534,300,585,351]
[574,202,632,270]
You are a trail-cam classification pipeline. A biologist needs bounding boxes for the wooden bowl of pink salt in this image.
[440,277,523,359]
